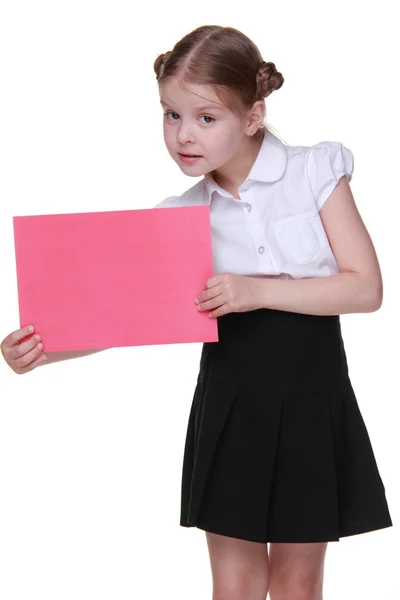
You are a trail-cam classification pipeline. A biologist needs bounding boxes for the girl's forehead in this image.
[159,79,224,108]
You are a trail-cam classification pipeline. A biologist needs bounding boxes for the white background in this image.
[0,1,398,599]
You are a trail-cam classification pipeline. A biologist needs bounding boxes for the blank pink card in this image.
[13,205,218,351]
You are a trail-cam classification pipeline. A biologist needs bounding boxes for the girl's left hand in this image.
[194,273,260,318]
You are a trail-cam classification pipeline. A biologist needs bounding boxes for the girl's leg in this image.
[268,542,328,600]
[205,531,269,600]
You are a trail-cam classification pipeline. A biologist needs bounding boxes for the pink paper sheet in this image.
[13,206,218,351]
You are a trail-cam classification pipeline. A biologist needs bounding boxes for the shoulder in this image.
[285,138,353,167]
[288,139,354,211]
[304,139,353,172]
[154,179,207,208]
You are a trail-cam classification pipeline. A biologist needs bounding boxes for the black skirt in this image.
[180,308,393,543]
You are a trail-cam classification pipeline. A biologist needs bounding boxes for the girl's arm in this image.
[1,327,109,375]
[254,176,383,316]
[42,349,106,365]
[255,272,380,316]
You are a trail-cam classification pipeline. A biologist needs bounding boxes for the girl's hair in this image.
[154,25,285,142]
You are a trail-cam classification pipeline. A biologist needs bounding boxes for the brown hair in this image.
[154,25,285,141]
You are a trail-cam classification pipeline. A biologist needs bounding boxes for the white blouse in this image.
[154,130,354,280]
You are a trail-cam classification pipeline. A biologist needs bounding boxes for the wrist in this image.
[251,277,269,310]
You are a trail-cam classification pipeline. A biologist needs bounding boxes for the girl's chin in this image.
[180,168,206,177]
[176,159,208,175]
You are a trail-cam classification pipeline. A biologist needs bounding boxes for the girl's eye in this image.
[165,112,179,120]
[164,112,214,124]
[200,115,215,124]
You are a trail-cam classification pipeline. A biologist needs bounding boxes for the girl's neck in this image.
[211,133,263,199]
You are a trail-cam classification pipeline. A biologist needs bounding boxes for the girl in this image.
[1,25,393,600]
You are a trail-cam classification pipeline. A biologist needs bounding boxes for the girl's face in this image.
[159,78,251,178]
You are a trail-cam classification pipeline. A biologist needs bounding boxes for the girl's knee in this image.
[269,574,324,600]
[213,579,268,600]
[268,542,327,600]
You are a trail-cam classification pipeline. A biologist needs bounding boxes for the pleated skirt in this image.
[179,308,393,543]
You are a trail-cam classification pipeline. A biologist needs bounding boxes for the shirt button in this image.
[258,246,265,254]
[244,203,252,212]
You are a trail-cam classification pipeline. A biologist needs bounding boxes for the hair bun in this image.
[256,61,284,98]
[153,51,172,80]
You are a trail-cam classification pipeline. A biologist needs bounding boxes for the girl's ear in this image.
[246,100,266,136]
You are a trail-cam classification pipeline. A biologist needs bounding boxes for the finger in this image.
[199,284,223,302]
[205,276,223,289]
[2,326,35,349]
[197,294,225,311]
[14,341,45,370]
[15,354,47,375]
[8,334,42,362]
[209,305,227,318]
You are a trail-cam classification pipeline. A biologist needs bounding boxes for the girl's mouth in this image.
[178,153,203,164]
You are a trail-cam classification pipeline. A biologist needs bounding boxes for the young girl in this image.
[1,25,393,600]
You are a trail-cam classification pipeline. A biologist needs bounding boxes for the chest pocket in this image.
[271,212,328,266]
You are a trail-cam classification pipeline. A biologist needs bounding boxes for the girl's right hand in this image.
[0,326,47,374]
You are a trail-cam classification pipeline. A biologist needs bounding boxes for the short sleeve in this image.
[306,141,354,211]
[153,196,180,208]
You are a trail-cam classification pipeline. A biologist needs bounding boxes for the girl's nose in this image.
[177,124,195,145]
